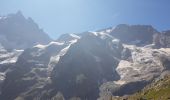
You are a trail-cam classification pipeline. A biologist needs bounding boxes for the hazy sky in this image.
[0,0,170,39]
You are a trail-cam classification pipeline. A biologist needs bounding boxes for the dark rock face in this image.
[0,11,51,49]
[110,24,158,45]
[51,32,123,99]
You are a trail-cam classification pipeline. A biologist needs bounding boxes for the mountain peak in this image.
[0,12,51,49]
[16,10,23,17]
[110,24,158,45]
[6,11,25,20]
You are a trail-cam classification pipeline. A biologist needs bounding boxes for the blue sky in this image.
[0,0,170,39]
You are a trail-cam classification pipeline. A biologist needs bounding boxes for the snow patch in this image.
[69,39,78,44]
[89,31,98,36]
[0,16,7,20]
[114,80,126,85]
[70,34,81,39]
[0,72,5,81]
[48,39,78,72]
[0,57,17,64]
[0,49,23,64]
[34,44,46,49]
[112,39,120,43]
[49,41,64,46]
[34,42,64,49]
[105,27,114,33]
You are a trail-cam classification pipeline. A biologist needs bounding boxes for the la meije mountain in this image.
[0,12,169,100]
[0,11,51,50]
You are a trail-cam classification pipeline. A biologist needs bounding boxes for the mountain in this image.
[0,11,52,93]
[0,11,51,50]
[1,30,170,100]
[0,14,169,100]
[0,32,124,100]
[109,24,158,45]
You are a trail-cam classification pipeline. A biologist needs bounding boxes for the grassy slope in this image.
[112,75,170,100]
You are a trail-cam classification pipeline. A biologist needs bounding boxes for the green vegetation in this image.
[112,75,170,100]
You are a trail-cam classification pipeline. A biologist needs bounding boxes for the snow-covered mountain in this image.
[0,30,170,100]
[0,12,170,100]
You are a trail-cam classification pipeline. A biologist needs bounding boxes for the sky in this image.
[0,0,170,39]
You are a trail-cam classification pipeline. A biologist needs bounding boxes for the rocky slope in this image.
[0,15,169,100]
[98,46,170,100]
[109,74,170,100]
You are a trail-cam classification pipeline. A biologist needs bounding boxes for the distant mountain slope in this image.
[0,11,51,49]
[110,24,158,45]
